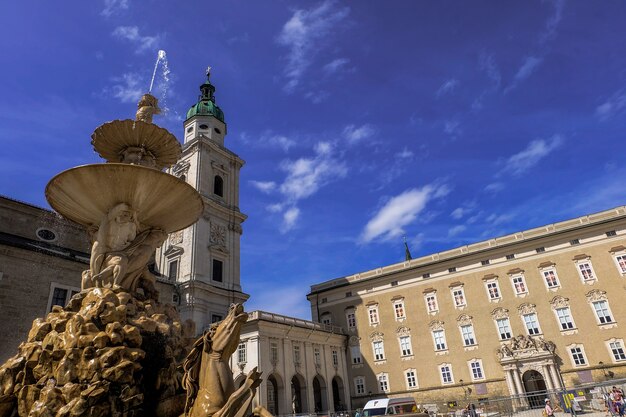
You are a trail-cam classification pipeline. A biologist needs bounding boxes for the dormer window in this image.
[214,175,224,197]
[199,124,209,130]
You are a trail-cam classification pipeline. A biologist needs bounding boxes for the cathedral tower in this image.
[156,68,249,331]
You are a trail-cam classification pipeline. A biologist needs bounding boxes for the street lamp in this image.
[459,379,472,399]
[599,361,614,380]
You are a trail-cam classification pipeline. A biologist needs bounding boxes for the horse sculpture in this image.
[182,304,273,417]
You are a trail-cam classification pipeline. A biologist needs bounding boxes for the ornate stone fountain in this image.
[0,91,271,417]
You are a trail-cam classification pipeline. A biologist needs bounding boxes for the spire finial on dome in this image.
[206,66,212,79]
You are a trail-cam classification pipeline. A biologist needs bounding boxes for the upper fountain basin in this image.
[91,119,182,170]
[45,163,203,233]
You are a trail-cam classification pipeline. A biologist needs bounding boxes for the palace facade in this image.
[307,206,626,408]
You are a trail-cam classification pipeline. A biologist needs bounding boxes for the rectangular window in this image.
[293,345,301,364]
[346,291,352,297]
[314,347,321,365]
[212,259,223,282]
[609,341,626,361]
[449,267,457,273]
[496,318,512,340]
[399,336,413,356]
[433,330,447,351]
[346,312,356,329]
[512,275,527,295]
[440,365,453,384]
[570,347,586,366]
[237,342,246,364]
[391,280,398,286]
[321,297,327,303]
[523,313,541,335]
[470,361,484,380]
[378,374,389,393]
[350,345,362,364]
[543,269,560,288]
[51,287,68,310]
[168,259,179,281]
[570,239,580,245]
[373,341,385,361]
[593,300,613,324]
[556,307,575,330]
[211,314,223,323]
[426,294,438,313]
[368,306,379,325]
[452,288,466,307]
[270,342,278,364]
[394,301,406,319]
[486,282,500,300]
[614,254,626,274]
[332,349,338,367]
[506,254,515,260]
[606,230,617,237]
[481,260,490,265]
[406,370,418,389]
[536,247,545,253]
[577,262,595,281]
[354,377,366,395]
[461,325,476,346]
[321,315,332,325]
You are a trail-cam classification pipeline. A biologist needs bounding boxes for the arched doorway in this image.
[313,375,328,413]
[267,373,284,416]
[332,376,346,411]
[522,370,547,408]
[291,374,308,414]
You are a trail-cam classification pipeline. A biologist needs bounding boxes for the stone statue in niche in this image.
[81,203,167,300]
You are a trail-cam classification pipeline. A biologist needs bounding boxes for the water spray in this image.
[149,50,167,93]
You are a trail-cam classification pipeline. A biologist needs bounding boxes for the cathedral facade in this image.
[308,206,626,408]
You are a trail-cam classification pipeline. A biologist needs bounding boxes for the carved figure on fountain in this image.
[136,93,161,124]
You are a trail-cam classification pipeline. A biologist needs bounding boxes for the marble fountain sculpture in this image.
[0,94,271,417]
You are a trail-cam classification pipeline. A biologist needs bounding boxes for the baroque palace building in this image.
[307,206,626,408]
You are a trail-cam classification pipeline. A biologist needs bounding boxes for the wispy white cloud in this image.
[304,90,330,104]
[360,184,449,243]
[101,0,128,17]
[501,135,563,176]
[105,72,144,103]
[596,90,626,121]
[281,207,301,233]
[343,124,375,145]
[112,26,160,53]
[444,120,461,137]
[250,180,277,194]
[277,1,350,92]
[436,78,459,98]
[451,207,466,220]
[473,53,501,110]
[448,225,466,237]
[505,56,543,93]
[279,142,347,200]
[484,182,505,193]
[486,213,513,226]
[540,0,566,43]
[323,58,350,74]
[395,148,414,159]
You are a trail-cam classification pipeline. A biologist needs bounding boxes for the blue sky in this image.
[2,1,626,319]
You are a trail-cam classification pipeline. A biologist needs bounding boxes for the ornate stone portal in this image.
[496,334,562,407]
[0,94,271,417]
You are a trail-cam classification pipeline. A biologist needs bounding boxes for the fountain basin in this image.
[46,163,203,233]
[91,120,182,169]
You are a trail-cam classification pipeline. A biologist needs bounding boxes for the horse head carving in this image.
[182,304,272,417]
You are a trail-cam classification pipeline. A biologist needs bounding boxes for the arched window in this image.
[214,175,224,197]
